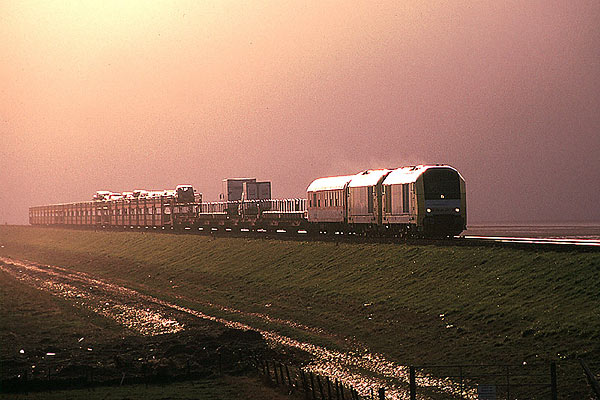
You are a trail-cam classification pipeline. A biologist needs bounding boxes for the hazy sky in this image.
[2,1,599,224]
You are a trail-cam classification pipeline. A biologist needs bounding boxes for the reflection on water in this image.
[463,224,600,240]
[1,257,474,399]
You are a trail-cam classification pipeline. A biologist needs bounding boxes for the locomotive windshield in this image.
[423,168,460,200]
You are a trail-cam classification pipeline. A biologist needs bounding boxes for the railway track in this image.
[33,224,600,252]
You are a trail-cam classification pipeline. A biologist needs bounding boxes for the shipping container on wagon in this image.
[243,181,271,201]
[221,178,256,202]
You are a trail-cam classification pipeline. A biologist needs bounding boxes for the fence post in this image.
[24,369,29,394]
[317,376,325,400]
[335,379,341,400]
[273,361,279,384]
[310,372,317,400]
[327,376,333,400]
[301,370,309,400]
[507,365,510,400]
[580,359,600,399]
[550,362,557,400]
[459,366,464,400]
[409,366,416,400]
[285,364,293,390]
[378,387,385,400]
[279,363,285,386]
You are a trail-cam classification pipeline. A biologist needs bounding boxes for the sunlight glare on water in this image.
[0,257,475,399]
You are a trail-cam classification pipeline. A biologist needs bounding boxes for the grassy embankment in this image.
[1,226,599,394]
[0,256,290,400]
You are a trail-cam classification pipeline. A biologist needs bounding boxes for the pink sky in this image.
[1,1,599,224]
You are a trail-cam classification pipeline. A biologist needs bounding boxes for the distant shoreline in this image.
[468,222,600,227]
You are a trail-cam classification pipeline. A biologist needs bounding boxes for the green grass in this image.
[1,226,599,395]
[0,242,296,400]
[0,263,128,377]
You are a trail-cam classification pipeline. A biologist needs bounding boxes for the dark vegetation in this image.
[0,264,296,399]
[1,226,599,397]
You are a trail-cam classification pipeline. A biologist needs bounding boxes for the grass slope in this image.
[0,250,292,400]
[1,226,598,394]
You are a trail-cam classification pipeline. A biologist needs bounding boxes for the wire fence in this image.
[580,359,600,400]
[1,347,254,394]
[251,357,374,400]
[408,363,558,400]
[3,350,596,399]
[2,348,378,399]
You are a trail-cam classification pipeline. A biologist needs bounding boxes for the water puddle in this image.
[0,257,470,399]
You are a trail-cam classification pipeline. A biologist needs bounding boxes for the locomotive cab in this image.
[420,167,466,237]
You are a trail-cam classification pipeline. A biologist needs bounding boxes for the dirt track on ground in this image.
[0,257,466,399]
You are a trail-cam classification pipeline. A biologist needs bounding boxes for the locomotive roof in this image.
[383,165,458,185]
[307,169,391,191]
[306,175,355,192]
[348,169,392,188]
[308,165,456,191]
[307,165,460,192]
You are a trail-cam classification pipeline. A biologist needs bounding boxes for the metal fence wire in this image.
[252,357,366,400]
[255,360,562,400]
[2,351,576,400]
[579,359,600,400]
[407,363,558,400]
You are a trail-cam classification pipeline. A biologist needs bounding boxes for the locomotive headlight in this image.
[455,208,460,213]
[426,208,432,213]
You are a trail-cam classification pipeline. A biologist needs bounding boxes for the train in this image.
[29,164,466,238]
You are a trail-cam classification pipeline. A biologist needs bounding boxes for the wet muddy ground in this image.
[0,257,478,399]
[0,257,275,391]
